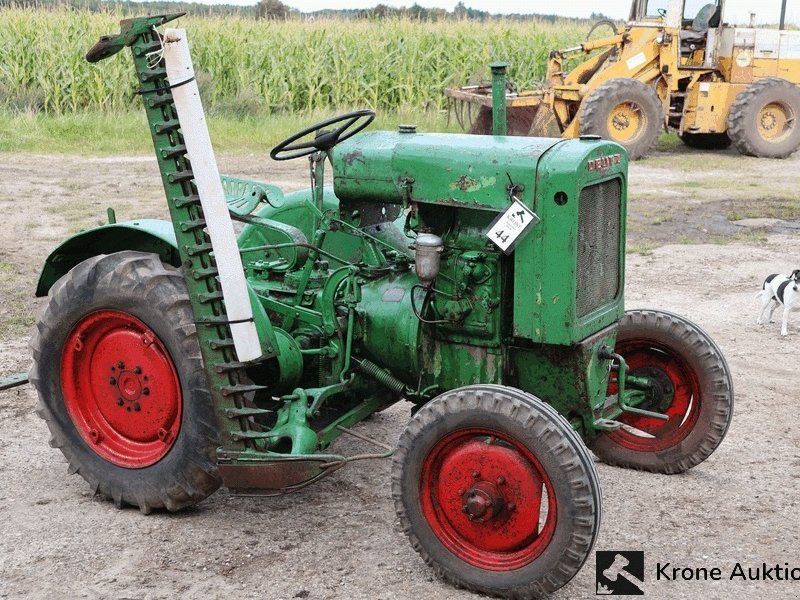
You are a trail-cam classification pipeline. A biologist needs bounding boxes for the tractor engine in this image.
[335,131,627,425]
[237,131,628,439]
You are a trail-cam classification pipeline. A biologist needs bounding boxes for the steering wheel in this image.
[270,109,376,161]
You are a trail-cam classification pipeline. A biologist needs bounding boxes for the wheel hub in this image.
[608,102,643,142]
[420,430,557,570]
[462,481,504,522]
[612,112,631,130]
[758,102,793,141]
[607,337,701,451]
[60,310,182,468]
[632,365,675,413]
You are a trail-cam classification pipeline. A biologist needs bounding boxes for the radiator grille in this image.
[576,179,621,318]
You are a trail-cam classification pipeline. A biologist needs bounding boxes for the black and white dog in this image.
[756,269,800,336]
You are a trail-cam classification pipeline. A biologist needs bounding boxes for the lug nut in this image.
[142,388,150,396]
[496,476,505,485]
[508,503,516,512]
[133,403,141,412]
[109,377,117,385]
[117,361,125,369]
[472,471,480,479]
[134,367,142,375]
[116,398,124,406]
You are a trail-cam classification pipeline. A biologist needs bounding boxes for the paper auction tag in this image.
[486,199,540,253]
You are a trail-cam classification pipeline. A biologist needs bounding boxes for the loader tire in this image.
[30,251,221,513]
[393,385,601,599]
[590,309,733,474]
[679,131,732,150]
[580,78,663,159]
[727,78,800,158]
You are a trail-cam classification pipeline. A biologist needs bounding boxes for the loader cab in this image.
[630,0,723,67]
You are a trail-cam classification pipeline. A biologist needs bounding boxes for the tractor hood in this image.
[332,131,565,212]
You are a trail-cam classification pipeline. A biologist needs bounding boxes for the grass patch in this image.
[725,197,800,221]
[641,150,741,171]
[627,241,659,256]
[0,261,36,337]
[714,231,769,245]
[0,108,461,156]
[0,305,36,338]
[646,209,673,225]
[655,132,682,152]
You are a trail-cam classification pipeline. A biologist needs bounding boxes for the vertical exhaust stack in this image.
[162,28,262,362]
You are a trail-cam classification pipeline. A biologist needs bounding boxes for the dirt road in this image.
[1,147,799,599]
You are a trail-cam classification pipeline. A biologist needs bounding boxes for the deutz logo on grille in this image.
[587,154,622,172]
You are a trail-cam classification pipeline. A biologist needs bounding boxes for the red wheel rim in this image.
[420,428,557,571]
[607,337,701,452]
[60,310,182,468]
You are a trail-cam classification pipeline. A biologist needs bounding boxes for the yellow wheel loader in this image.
[445,0,800,159]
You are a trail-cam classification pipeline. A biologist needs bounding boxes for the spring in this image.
[356,358,406,395]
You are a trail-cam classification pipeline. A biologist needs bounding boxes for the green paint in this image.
[68,16,645,491]
[490,61,508,136]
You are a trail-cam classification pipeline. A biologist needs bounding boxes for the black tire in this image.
[392,384,601,599]
[580,78,663,159]
[30,251,220,513]
[727,78,800,158]
[679,131,732,149]
[590,309,733,474]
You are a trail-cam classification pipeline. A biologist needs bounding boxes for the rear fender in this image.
[36,219,179,297]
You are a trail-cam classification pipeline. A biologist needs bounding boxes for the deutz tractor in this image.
[446,0,800,159]
[25,14,733,599]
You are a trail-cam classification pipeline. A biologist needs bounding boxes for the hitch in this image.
[595,345,670,427]
[0,373,29,391]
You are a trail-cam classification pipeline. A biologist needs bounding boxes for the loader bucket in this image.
[468,105,536,136]
[468,104,561,138]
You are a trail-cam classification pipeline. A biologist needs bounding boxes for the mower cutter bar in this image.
[0,373,29,391]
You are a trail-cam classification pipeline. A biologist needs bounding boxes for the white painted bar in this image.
[162,28,262,362]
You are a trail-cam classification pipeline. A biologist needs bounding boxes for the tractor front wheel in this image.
[30,251,221,513]
[580,78,663,159]
[590,309,733,474]
[727,77,800,158]
[392,385,601,599]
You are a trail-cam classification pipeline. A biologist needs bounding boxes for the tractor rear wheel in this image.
[30,251,221,513]
[679,131,732,150]
[727,77,800,158]
[580,78,663,159]
[590,309,733,474]
[393,385,601,599]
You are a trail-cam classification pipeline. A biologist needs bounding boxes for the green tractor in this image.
[27,14,733,599]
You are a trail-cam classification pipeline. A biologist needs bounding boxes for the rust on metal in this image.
[218,457,338,494]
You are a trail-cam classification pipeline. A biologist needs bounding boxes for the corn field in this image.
[0,8,586,115]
